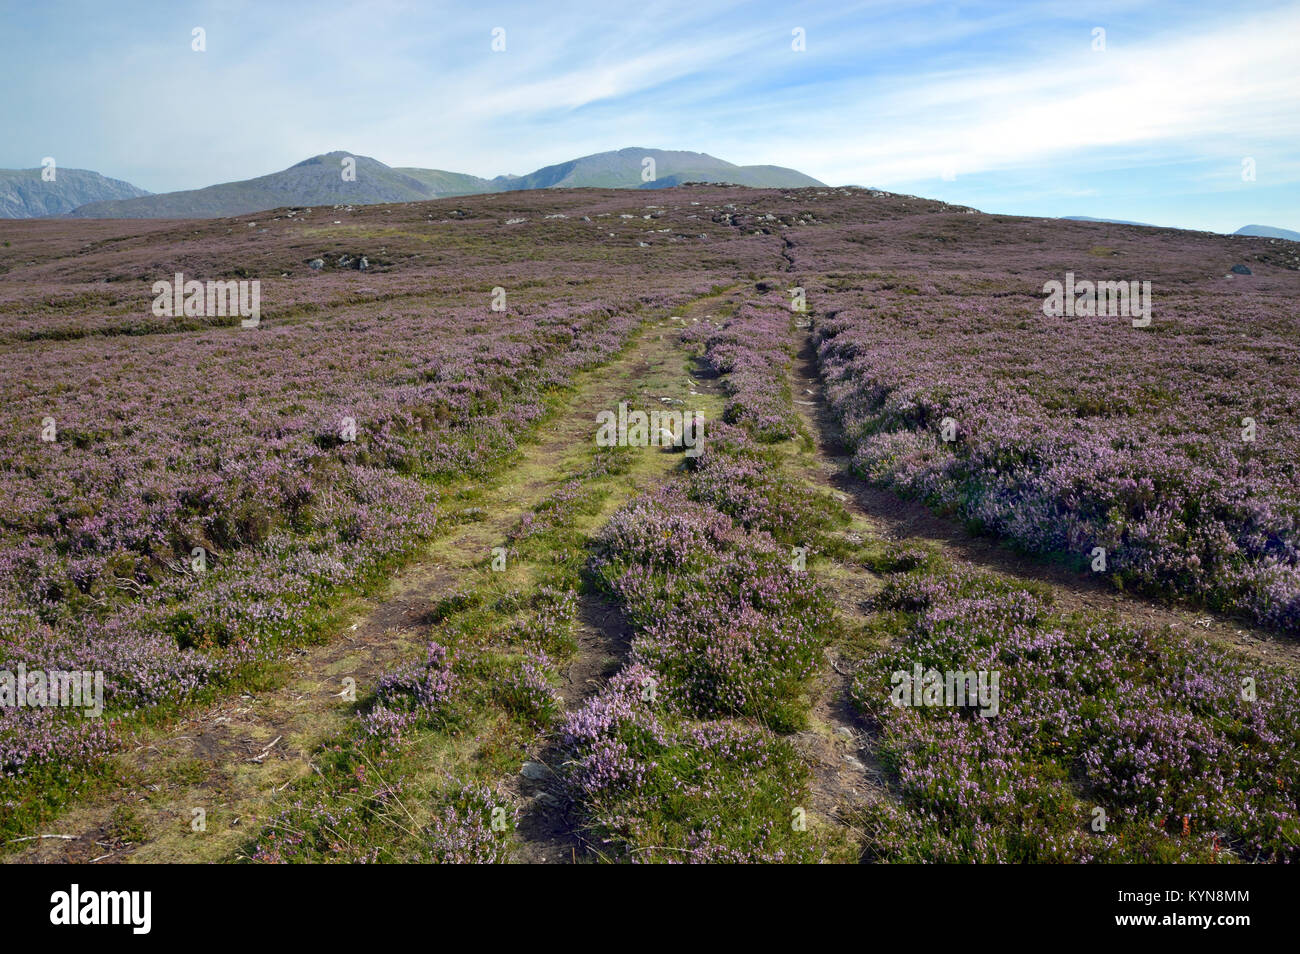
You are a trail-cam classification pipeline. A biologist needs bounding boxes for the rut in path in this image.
[791,333,1300,676]
[5,294,728,865]
[505,295,732,863]
[780,320,1300,851]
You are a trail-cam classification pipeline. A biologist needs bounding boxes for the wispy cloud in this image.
[0,0,1295,231]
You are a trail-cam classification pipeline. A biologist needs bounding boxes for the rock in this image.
[521,760,552,780]
[308,258,324,270]
[835,726,854,739]
[844,755,867,772]
[358,256,368,271]
[1230,264,1252,275]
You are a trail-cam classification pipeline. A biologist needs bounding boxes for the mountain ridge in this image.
[0,168,151,218]
[57,148,825,219]
[1235,223,1300,242]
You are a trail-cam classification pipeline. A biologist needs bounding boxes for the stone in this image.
[521,760,552,780]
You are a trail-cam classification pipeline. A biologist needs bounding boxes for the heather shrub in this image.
[815,288,1300,632]
[423,783,516,864]
[557,292,848,859]
[0,283,681,778]
[558,667,843,863]
[511,586,578,658]
[359,641,459,741]
[701,300,801,442]
[593,486,831,728]
[494,650,562,727]
[850,553,1300,862]
[685,423,832,542]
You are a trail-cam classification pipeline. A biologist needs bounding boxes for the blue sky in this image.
[2,0,1297,232]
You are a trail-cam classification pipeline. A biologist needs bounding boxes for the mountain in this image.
[1234,224,1300,242]
[66,152,461,219]
[0,168,150,218]
[61,148,825,219]
[488,148,824,191]
[392,167,495,196]
[1061,215,1157,227]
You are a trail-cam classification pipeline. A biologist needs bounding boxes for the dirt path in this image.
[506,296,733,863]
[19,282,1281,865]
[779,317,1300,853]
[780,333,894,832]
[6,294,729,864]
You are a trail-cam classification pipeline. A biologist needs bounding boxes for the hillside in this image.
[67,152,436,219]
[490,147,824,191]
[392,167,496,196]
[1235,223,1300,241]
[0,168,150,218]
[3,185,1297,867]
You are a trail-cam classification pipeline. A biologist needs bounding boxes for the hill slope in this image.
[1061,215,1158,227]
[491,148,824,191]
[67,152,442,219]
[391,167,495,196]
[1235,223,1300,241]
[0,168,150,218]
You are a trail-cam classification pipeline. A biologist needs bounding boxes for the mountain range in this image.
[0,168,151,218]
[0,148,822,219]
[1,151,1295,242]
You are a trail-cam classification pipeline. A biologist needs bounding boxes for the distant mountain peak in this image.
[49,147,824,219]
[1235,224,1300,242]
[0,167,150,218]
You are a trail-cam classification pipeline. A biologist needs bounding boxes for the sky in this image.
[1,0,1297,233]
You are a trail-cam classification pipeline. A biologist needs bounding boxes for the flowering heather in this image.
[0,705,113,778]
[505,586,579,661]
[558,312,847,860]
[851,555,1300,862]
[685,420,829,541]
[0,189,761,776]
[558,666,830,863]
[694,297,801,442]
[494,649,562,727]
[423,782,516,864]
[592,485,829,723]
[359,641,458,742]
[815,279,1300,631]
[254,769,515,864]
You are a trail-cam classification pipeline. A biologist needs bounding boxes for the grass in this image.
[0,294,722,852]
[240,422,682,862]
